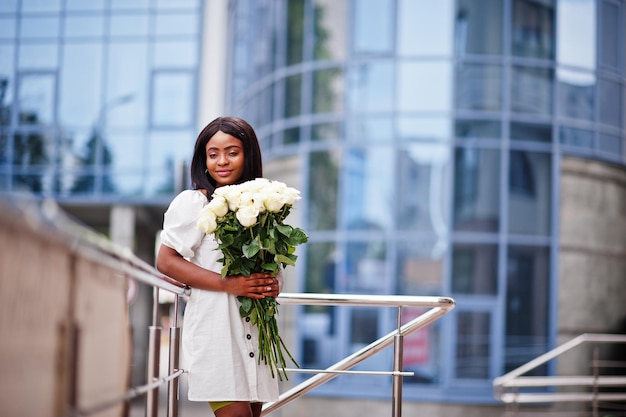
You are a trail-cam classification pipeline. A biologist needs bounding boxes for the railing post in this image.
[167,296,181,417]
[392,306,403,417]
[147,287,162,417]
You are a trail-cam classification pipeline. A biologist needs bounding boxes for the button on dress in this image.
[160,190,280,402]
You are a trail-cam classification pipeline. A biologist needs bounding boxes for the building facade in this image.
[1,0,625,415]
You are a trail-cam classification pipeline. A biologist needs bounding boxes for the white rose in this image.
[236,205,259,227]
[197,208,217,234]
[282,186,301,206]
[207,195,228,217]
[264,192,285,212]
[248,178,270,192]
[222,187,243,211]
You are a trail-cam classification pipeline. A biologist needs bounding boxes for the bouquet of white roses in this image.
[197,178,308,380]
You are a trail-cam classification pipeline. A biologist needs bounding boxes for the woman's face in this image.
[205,130,245,187]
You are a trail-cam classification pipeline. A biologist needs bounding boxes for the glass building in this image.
[226,0,626,404]
[1,0,625,411]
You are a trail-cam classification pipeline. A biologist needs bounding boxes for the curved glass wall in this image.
[228,0,625,402]
[0,0,202,202]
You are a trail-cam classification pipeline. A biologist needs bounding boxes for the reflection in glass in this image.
[453,148,500,232]
[510,121,551,143]
[0,45,15,112]
[397,143,450,237]
[511,66,553,115]
[287,0,305,65]
[456,311,490,379]
[153,41,198,68]
[64,16,105,38]
[600,1,620,70]
[147,131,194,195]
[512,0,555,59]
[155,13,198,36]
[313,67,343,114]
[455,63,502,111]
[313,0,346,60]
[21,0,61,13]
[110,0,149,10]
[556,0,595,69]
[152,72,192,126]
[452,244,498,295]
[505,245,549,374]
[455,0,502,56]
[345,240,387,293]
[284,74,302,118]
[455,119,501,139]
[559,126,593,149]
[0,0,17,13]
[308,150,339,230]
[0,18,16,39]
[598,78,623,128]
[283,127,300,145]
[347,116,393,143]
[397,239,444,294]
[508,151,551,236]
[65,0,105,10]
[59,43,102,128]
[352,0,393,54]
[12,132,54,193]
[311,121,342,142]
[18,44,59,69]
[598,133,621,155]
[18,74,55,125]
[398,0,453,56]
[348,62,393,113]
[342,148,393,230]
[20,17,60,39]
[398,62,452,112]
[556,69,595,121]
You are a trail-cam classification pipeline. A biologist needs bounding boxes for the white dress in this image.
[160,190,280,402]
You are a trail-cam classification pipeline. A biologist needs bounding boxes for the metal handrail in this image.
[493,333,626,405]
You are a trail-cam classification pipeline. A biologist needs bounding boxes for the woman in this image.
[157,116,281,417]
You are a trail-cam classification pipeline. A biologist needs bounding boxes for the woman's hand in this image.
[222,272,280,299]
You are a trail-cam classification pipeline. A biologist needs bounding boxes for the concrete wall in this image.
[0,199,131,417]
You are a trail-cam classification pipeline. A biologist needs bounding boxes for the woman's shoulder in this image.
[167,189,208,211]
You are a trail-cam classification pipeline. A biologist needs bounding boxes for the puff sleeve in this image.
[160,190,208,259]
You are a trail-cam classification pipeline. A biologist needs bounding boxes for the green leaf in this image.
[261,262,278,273]
[243,240,261,258]
[277,224,293,236]
[275,253,296,266]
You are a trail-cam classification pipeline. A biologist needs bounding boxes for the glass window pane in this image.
[20,17,60,39]
[311,121,342,142]
[110,14,149,37]
[398,61,452,112]
[106,42,148,128]
[398,0,454,56]
[511,66,553,115]
[598,133,621,155]
[146,130,194,195]
[342,148,393,230]
[397,143,450,234]
[151,72,193,126]
[18,44,59,69]
[398,117,451,142]
[348,62,393,112]
[0,45,15,110]
[557,68,595,121]
[13,131,53,167]
[598,78,623,128]
[21,0,61,13]
[59,43,102,128]
[455,0,503,56]
[286,0,304,65]
[397,239,444,295]
[599,1,620,70]
[452,244,498,295]
[64,16,105,38]
[0,0,17,12]
[156,0,201,9]
[0,18,17,39]
[510,121,551,143]
[18,73,55,125]
[400,308,441,384]
[110,0,149,10]
[352,0,393,54]
[456,311,490,379]
[557,0,595,69]
[313,67,343,114]
[344,240,387,293]
[153,41,198,68]
[313,0,347,60]
[512,0,555,59]
[284,73,302,118]
[308,150,339,230]
[347,115,394,143]
[155,13,198,36]
[453,148,500,232]
[455,119,501,139]
[455,63,502,111]
[65,0,105,11]
[559,126,593,149]
[505,245,550,373]
[508,151,551,236]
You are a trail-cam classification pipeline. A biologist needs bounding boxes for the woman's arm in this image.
[156,244,278,299]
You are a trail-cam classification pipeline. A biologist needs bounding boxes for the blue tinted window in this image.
[151,72,193,127]
[348,62,393,112]
[398,0,454,56]
[352,0,393,54]
[398,61,452,112]
[64,16,105,38]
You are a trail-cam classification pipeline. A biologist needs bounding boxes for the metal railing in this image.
[493,333,626,417]
[147,283,455,417]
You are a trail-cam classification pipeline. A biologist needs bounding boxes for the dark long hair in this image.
[190,116,263,199]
